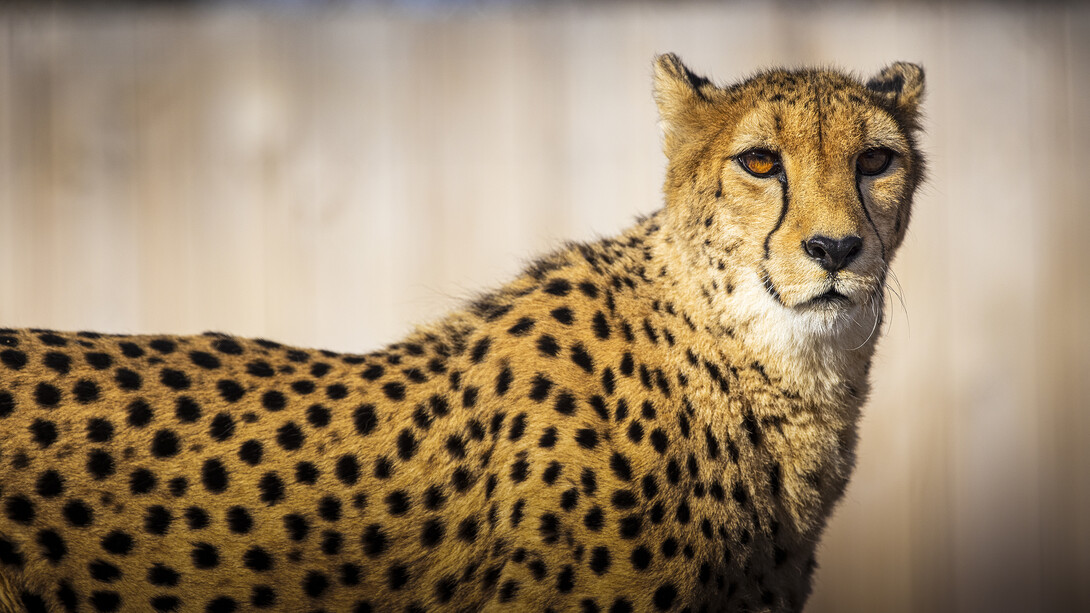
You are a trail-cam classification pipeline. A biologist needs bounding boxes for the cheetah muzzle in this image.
[0,54,924,612]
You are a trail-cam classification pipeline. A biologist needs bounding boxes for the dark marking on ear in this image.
[855,175,887,262]
[762,175,791,260]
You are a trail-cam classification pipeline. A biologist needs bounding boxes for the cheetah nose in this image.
[803,235,863,272]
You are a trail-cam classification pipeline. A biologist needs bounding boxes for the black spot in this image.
[373,456,393,479]
[100,531,133,555]
[115,368,142,391]
[507,317,535,336]
[151,429,180,458]
[217,380,245,402]
[544,278,572,296]
[0,391,14,418]
[303,571,329,598]
[43,351,72,374]
[261,390,286,412]
[320,528,343,555]
[159,368,190,390]
[128,468,157,495]
[246,360,275,377]
[571,343,594,373]
[581,468,598,496]
[554,391,577,416]
[457,517,478,543]
[650,429,669,454]
[35,382,61,407]
[174,396,201,423]
[462,386,478,409]
[619,353,634,376]
[536,335,560,357]
[30,419,58,448]
[340,563,362,586]
[360,363,384,380]
[258,472,285,504]
[610,452,633,481]
[149,339,176,354]
[207,413,235,442]
[72,379,100,403]
[190,542,219,569]
[168,477,189,497]
[291,379,315,395]
[143,505,172,535]
[89,559,120,582]
[36,529,67,563]
[35,470,65,498]
[539,512,560,544]
[0,536,24,566]
[557,565,575,592]
[611,490,638,510]
[585,310,611,343]
[318,495,341,521]
[510,458,530,483]
[529,373,554,402]
[1,349,27,370]
[63,500,94,527]
[589,546,611,574]
[470,337,492,363]
[226,506,253,534]
[421,518,445,547]
[388,564,410,590]
[118,341,144,358]
[326,383,348,399]
[185,506,210,529]
[396,429,417,460]
[87,450,116,480]
[335,455,360,485]
[362,524,389,557]
[653,584,678,610]
[201,458,229,493]
[189,351,221,369]
[206,596,237,613]
[239,440,264,465]
[276,422,305,451]
[243,547,274,571]
[382,381,406,401]
[575,428,598,449]
[385,490,411,516]
[611,598,634,613]
[538,427,558,448]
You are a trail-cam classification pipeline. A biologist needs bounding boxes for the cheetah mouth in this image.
[802,289,852,308]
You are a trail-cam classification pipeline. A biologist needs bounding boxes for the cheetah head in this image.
[655,54,924,337]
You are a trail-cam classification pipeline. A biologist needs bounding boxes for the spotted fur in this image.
[0,54,923,612]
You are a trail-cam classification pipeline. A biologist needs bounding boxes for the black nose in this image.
[803,235,863,272]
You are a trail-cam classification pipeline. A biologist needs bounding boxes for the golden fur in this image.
[0,54,923,612]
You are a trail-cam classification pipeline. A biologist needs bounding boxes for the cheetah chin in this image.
[1,53,923,612]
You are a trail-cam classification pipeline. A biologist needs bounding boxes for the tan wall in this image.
[1,4,1088,611]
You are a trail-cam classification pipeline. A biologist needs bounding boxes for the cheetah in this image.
[0,54,924,612]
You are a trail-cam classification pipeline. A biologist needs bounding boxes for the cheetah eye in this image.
[738,150,782,178]
[857,148,894,176]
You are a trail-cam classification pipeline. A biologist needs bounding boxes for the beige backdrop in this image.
[1,3,1088,612]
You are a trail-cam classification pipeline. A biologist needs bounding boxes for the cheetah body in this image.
[0,55,924,612]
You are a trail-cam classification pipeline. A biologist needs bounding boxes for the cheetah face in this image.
[655,55,924,333]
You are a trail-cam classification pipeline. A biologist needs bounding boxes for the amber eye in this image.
[857,148,894,176]
[738,150,782,178]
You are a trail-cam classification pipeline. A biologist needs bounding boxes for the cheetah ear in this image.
[866,62,925,123]
[653,53,717,154]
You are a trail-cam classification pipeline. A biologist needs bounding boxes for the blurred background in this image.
[1,1,1087,611]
